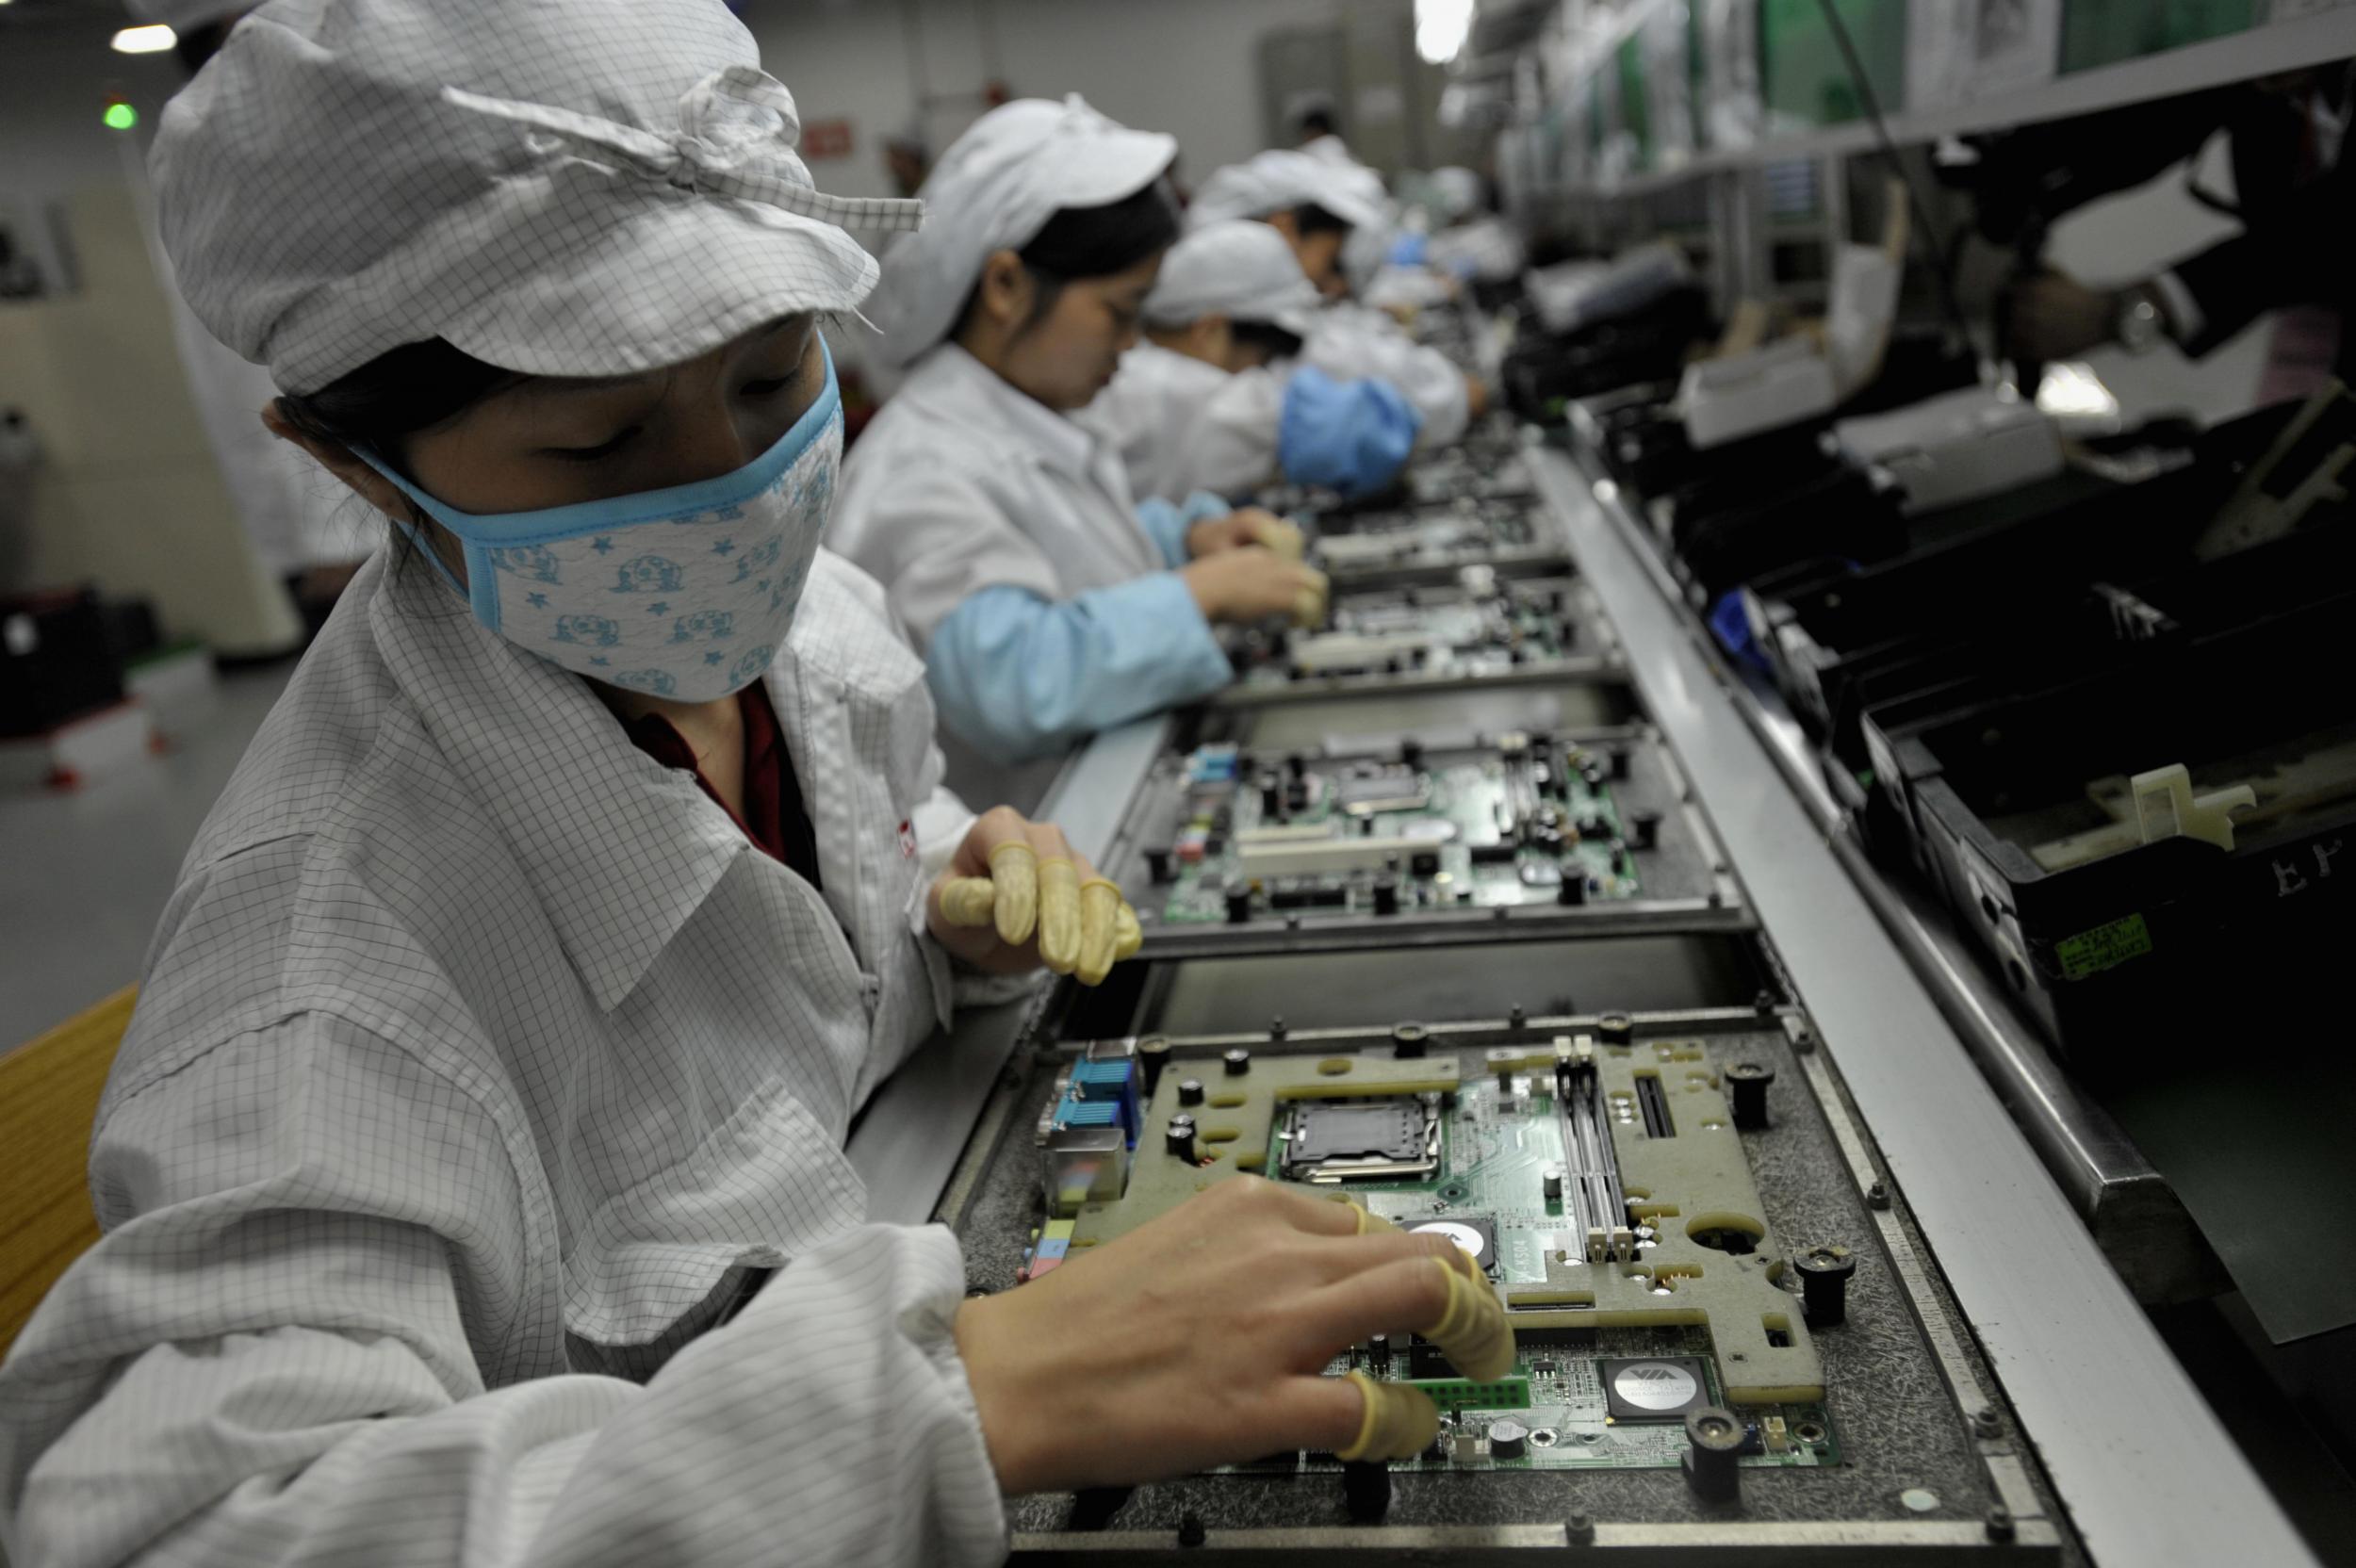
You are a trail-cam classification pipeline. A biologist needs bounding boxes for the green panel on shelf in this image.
[1618,36,1654,167]
[1759,0,1908,126]
[2059,0,2258,74]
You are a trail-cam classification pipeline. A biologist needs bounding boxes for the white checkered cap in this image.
[1144,219,1322,336]
[865,95,1175,369]
[152,0,922,396]
[1185,148,1385,237]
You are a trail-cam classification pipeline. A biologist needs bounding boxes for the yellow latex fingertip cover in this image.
[1254,517,1306,561]
[1337,1371,1439,1462]
[1424,1259,1516,1382]
[988,841,1039,947]
[1036,858,1082,974]
[938,877,996,928]
[1112,903,1144,958]
[1074,879,1121,987]
[1352,1204,1400,1236]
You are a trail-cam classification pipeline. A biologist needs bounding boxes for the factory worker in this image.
[829,98,1328,810]
[1188,150,1483,449]
[1082,219,1421,502]
[0,8,1470,1567]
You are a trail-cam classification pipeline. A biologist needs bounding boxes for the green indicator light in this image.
[104,103,139,131]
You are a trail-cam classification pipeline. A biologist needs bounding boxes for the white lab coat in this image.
[0,547,1011,1568]
[1304,303,1470,449]
[1079,340,1284,504]
[828,343,1176,808]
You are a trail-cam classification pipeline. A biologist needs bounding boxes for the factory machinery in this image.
[842,258,2333,1560]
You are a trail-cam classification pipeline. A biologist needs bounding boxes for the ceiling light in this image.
[112,24,179,55]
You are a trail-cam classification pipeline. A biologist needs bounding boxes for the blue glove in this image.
[1278,364,1422,498]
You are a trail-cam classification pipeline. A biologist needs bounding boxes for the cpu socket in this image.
[1280,1096,1443,1183]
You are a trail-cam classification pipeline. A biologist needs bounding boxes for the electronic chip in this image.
[1281,1098,1441,1183]
[1406,1215,1498,1273]
[1601,1357,1710,1422]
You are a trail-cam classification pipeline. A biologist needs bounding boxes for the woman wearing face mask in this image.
[1082,218,1422,504]
[826,99,1330,812]
[0,8,1482,1567]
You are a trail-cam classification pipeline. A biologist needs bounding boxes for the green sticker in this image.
[2054,913,2153,980]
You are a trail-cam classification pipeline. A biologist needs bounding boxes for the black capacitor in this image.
[1609,746,1631,780]
[1359,816,1377,837]
[1165,1115,1198,1160]
[1557,874,1587,906]
[1367,1331,1391,1363]
[1575,815,1608,839]
[1175,1076,1205,1107]
[1223,1047,1252,1076]
[1342,1460,1392,1521]
[1390,1024,1429,1058]
[1399,738,1424,770]
[1285,753,1308,780]
[1795,1245,1858,1327]
[1612,841,1632,877]
[1581,762,1605,789]
[1258,777,1283,818]
[1630,809,1661,851]
[1144,847,1173,884]
[1410,850,1442,878]
[1225,886,1253,924]
[1681,1407,1746,1502]
[1597,1013,1635,1045]
[1373,876,1401,916]
[1137,1037,1170,1096]
[1725,1062,1774,1130]
[1284,781,1311,815]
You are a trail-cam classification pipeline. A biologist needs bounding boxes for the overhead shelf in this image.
[1505,1,2356,202]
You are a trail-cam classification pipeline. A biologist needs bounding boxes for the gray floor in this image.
[2,663,291,1045]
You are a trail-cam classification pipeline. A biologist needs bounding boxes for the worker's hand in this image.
[1181,547,1329,629]
[929,808,1143,984]
[1186,507,1305,562]
[956,1176,1488,1494]
[2004,270,2125,363]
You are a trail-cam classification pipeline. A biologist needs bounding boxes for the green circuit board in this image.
[1031,1042,1840,1474]
[1148,736,1642,926]
[1230,576,1587,694]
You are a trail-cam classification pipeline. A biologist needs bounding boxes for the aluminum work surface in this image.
[1529,449,2315,1566]
[949,1024,2064,1555]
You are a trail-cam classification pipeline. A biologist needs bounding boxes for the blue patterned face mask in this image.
[359,343,843,703]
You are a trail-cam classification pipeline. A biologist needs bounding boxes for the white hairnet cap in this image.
[1144,220,1321,335]
[863,96,1174,369]
[153,0,922,396]
[1185,149,1385,237]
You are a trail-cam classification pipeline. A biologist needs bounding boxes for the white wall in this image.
[744,0,1347,202]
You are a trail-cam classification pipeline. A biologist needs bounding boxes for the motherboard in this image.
[1137,730,1657,929]
[1308,495,1562,582]
[1225,569,1605,696]
[1020,1030,1840,1478]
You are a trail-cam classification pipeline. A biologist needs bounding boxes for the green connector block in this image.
[1405,1375,1530,1413]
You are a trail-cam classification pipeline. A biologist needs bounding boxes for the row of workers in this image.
[0,3,1497,1568]
[833,97,1481,806]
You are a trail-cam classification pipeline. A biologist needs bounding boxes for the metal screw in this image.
[1753,989,1776,1015]
[1792,1029,1817,1054]
[1268,1015,1288,1040]
[1509,1004,1528,1030]
[1565,1511,1595,1544]
[1866,1181,1890,1210]
[1985,1507,2015,1543]
[1971,1405,2001,1439]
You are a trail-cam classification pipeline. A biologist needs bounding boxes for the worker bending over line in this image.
[0,7,1464,1567]
[1084,219,1422,504]
[829,97,1326,810]
[1187,148,1488,449]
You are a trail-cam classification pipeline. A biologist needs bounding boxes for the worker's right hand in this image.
[1180,547,1329,629]
[954,1176,1481,1494]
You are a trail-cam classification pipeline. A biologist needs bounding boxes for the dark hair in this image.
[957,179,1182,339]
[1289,202,1352,238]
[1298,106,1338,139]
[1229,320,1305,361]
[174,22,235,75]
[274,338,523,480]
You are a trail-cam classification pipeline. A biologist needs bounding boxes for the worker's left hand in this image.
[929,807,1143,985]
[1187,507,1305,563]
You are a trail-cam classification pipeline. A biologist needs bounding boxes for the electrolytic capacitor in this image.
[1223,1047,1252,1076]
[1225,886,1253,924]
[1796,1245,1858,1327]
[1681,1407,1745,1501]
[1373,876,1400,916]
[1487,1419,1530,1459]
[1165,1115,1198,1160]
[1176,1076,1205,1107]
[1725,1062,1774,1130]
[1542,1166,1564,1200]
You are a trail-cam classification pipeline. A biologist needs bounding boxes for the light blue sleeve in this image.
[1134,492,1236,567]
[1277,364,1423,498]
[925,576,1233,764]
